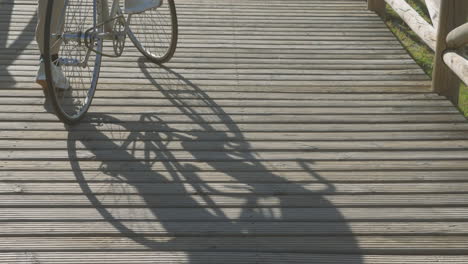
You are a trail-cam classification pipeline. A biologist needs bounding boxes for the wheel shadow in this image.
[67,58,362,263]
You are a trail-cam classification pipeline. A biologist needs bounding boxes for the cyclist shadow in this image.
[67,58,362,263]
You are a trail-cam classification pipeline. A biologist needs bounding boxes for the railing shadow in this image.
[0,1,37,82]
[0,2,53,111]
[67,58,362,262]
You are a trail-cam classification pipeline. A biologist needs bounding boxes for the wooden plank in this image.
[5,67,427,77]
[1,236,468,253]
[2,182,468,195]
[1,122,467,132]
[5,79,433,91]
[3,74,432,84]
[2,150,468,162]
[3,207,468,221]
[1,221,468,236]
[0,97,453,107]
[0,252,466,264]
[3,61,426,71]
[2,139,468,151]
[2,170,468,183]
[0,90,446,100]
[2,194,468,207]
[1,160,468,172]
[2,130,467,141]
[0,113,464,123]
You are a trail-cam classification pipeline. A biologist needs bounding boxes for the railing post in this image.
[432,0,467,105]
[368,0,386,18]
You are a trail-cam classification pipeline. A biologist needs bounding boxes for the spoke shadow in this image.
[67,58,362,263]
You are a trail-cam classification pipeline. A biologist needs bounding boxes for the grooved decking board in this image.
[2,170,468,182]
[1,236,468,254]
[2,130,468,140]
[2,194,468,207]
[1,221,468,235]
[2,140,468,150]
[2,150,468,161]
[1,122,468,131]
[1,253,467,264]
[1,160,468,171]
[2,207,468,221]
[3,182,468,194]
[1,0,468,262]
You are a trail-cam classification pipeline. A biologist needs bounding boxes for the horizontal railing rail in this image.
[446,23,468,49]
[444,22,468,86]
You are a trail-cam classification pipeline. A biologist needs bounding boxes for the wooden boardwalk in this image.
[1,0,468,263]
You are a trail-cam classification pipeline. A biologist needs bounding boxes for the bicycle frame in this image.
[100,0,125,34]
[55,0,132,65]
[57,0,129,43]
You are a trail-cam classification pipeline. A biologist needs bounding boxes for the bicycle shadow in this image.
[67,58,362,263]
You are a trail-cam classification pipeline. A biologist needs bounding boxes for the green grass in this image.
[460,84,468,116]
[383,0,468,117]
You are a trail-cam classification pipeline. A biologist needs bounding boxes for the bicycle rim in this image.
[127,0,178,64]
[44,0,103,124]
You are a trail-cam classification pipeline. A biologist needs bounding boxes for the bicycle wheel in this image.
[127,0,178,64]
[44,0,103,124]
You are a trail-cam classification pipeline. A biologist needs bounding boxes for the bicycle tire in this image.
[44,0,103,124]
[127,0,178,64]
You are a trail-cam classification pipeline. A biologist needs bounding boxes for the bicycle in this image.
[43,0,178,124]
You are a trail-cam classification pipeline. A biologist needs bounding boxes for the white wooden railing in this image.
[368,0,468,106]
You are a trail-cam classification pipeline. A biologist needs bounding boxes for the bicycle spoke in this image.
[45,0,103,123]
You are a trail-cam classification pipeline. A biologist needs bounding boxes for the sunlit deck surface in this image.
[1,0,468,263]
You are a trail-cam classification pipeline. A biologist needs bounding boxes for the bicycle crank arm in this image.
[59,57,87,68]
